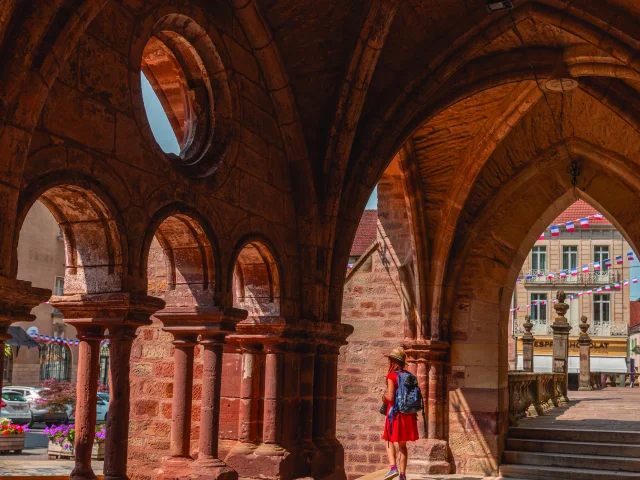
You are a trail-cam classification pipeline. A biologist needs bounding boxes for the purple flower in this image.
[64,443,69,449]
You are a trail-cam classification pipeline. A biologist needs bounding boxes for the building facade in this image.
[511,200,631,375]
[4,201,80,387]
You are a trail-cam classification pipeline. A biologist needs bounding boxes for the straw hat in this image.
[384,347,406,363]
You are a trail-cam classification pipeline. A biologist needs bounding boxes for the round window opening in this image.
[141,33,213,162]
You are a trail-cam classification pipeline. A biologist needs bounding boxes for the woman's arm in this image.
[382,377,396,404]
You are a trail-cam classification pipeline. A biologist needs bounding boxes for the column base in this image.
[578,386,593,391]
[407,439,451,475]
[189,458,237,480]
[225,442,294,479]
[157,457,195,480]
[70,467,98,480]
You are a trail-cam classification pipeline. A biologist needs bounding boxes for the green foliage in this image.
[37,379,76,413]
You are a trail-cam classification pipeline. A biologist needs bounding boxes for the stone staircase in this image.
[500,427,640,479]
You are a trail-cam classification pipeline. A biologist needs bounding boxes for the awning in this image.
[517,354,628,373]
[6,326,40,348]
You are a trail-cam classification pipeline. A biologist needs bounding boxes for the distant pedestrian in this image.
[381,348,420,480]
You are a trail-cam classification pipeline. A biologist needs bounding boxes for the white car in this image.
[1,391,32,425]
[69,395,108,423]
[6,386,68,426]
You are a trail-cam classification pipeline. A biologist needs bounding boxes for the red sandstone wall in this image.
[631,301,640,329]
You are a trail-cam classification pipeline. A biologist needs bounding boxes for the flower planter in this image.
[47,441,105,460]
[0,432,26,453]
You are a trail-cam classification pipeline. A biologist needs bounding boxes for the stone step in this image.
[503,450,640,472]
[507,438,640,457]
[499,464,640,480]
[509,427,640,445]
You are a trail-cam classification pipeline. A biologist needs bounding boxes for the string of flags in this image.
[523,253,635,280]
[30,333,111,347]
[510,277,639,312]
[539,212,606,239]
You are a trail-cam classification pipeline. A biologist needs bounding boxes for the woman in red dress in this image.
[381,348,419,480]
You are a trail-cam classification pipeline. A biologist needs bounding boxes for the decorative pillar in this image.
[299,346,320,470]
[522,315,535,372]
[191,307,245,480]
[0,278,49,398]
[54,292,164,480]
[578,316,592,391]
[551,291,571,395]
[403,340,450,475]
[72,326,104,480]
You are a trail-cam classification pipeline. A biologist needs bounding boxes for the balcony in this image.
[520,269,621,286]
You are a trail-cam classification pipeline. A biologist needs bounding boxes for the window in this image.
[562,246,578,271]
[530,293,548,323]
[531,246,546,272]
[99,343,110,386]
[593,294,610,324]
[594,246,610,272]
[54,277,64,296]
[39,343,71,382]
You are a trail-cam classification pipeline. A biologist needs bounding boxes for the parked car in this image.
[68,395,109,423]
[5,386,68,426]
[1,391,32,425]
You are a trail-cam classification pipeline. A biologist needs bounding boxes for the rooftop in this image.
[350,210,377,256]
[553,200,610,226]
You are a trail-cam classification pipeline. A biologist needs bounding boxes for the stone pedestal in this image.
[578,316,592,391]
[551,291,571,396]
[403,340,451,474]
[52,292,165,480]
[522,315,534,372]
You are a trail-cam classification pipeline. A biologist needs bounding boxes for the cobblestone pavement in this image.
[0,447,104,476]
[518,387,640,431]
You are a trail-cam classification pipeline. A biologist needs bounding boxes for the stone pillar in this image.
[53,293,164,480]
[0,278,50,398]
[403,340,450,475]
[551,291,571,394]
[299,347,320,470]
[257,345,284,452]
[323,347,345,479]
[72,326,104,480]
[578,316,592,391]
[522,315,534,372]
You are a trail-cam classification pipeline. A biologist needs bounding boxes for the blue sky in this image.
[141,74,180,155]
[365,186,377,209]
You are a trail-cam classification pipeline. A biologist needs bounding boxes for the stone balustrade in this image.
[592,372,639,388]
[508,372,568,426]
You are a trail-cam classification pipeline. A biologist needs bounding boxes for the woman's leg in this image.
[397,441,408,474]
[386,440,397,467]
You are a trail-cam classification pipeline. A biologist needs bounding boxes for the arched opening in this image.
[39,342,72,382]
[99,342,110,387]
[232,241,281,316]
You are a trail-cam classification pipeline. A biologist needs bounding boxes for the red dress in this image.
[382,371,419,442]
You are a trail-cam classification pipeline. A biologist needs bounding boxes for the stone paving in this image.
[0,447,104,476]
[518,388,640,431]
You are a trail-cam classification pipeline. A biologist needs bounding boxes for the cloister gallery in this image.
[1,0,640,479]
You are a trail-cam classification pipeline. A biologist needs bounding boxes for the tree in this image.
[37,379,76,413]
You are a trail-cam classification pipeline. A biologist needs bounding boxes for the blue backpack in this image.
[387,371,425,436]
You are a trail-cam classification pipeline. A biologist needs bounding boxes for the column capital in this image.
[155,305,246,343]
[403,339,450,363]
[0,277,50,326]
[50,292,165,330]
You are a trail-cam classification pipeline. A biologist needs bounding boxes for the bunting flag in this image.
[580,217,589,228]
[615,282,621,289]
[536,211,605,238]
[538,233,545,240]
[510,308,515,312]
[569,295,574,301]
[560,270,567,279]
[628,251,635,261]
[550,225,560,236]
[552,298,558,304]
[587,289,593,295]
[624,279,629,287]
[594,213,604,220]
[542,300,547,305]
[577,291,583,296]
[604,258,613,268]
[526,304,531,309]
[605,284,611,291]
[571,267,578,276]
[547,272,555,279]
[593,262,601,271]
[634,277,638,284]
[537,272,544,277]
[525,274,533,280]
[516,306,522,311]
[565,221,575,232]
[596,287,603,293]
[582,264,590,273]
[533,301,538,305]
[616,255,623,265]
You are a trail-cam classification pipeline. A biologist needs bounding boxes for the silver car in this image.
[1,391,32,425]
[5,386,68,426]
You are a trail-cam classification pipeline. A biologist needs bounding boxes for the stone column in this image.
[522,315,534,372]
[257,344,284,453]
[169,335,197,459]
[299,346,320,470]
[578,316,592,391]
[0,278,49,397]
[72,326,104,480]
[403,340,450,475]
[551,291,571,394]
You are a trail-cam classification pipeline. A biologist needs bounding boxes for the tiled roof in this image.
[350,210,378,256]
[553,200,610,225]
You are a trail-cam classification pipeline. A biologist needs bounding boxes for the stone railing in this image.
[592,372,640,388]
[590,372,603,389]
[508,372,568,425]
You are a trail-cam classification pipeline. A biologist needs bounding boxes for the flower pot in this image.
[0,432,26,453]
[48,440,74,460]
[92,441,105,460]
